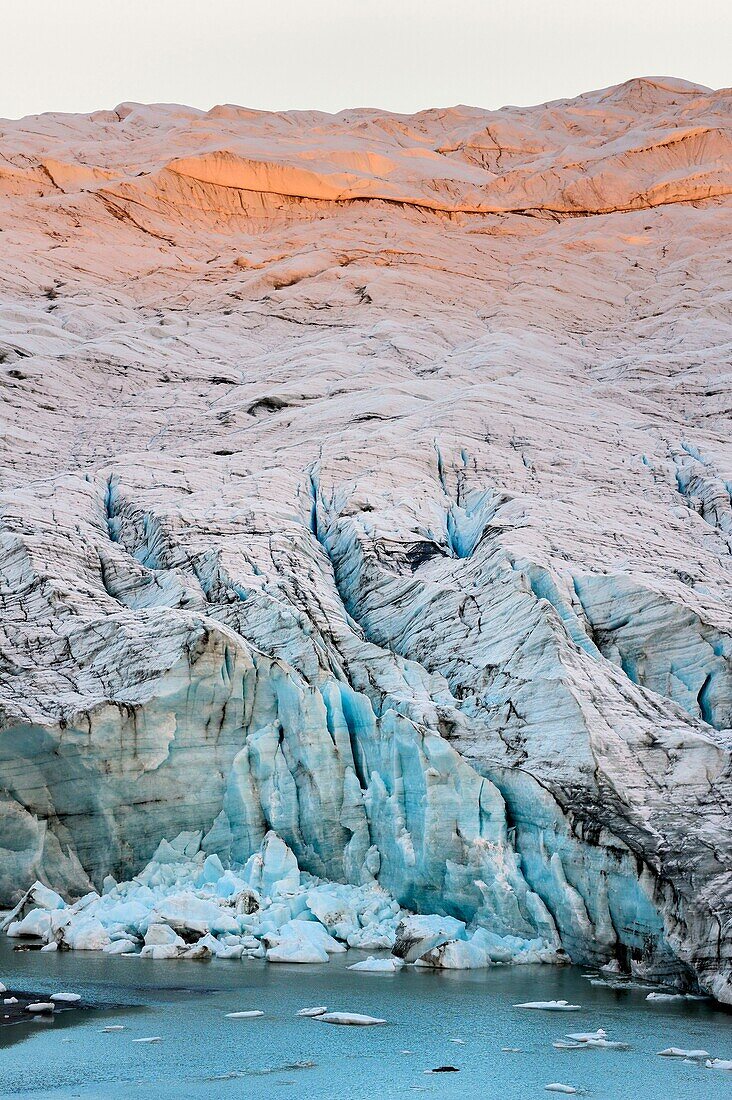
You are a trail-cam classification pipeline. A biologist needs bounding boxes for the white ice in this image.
[0,830,559,974]
[317,1012,387,1025]
[348,956,404,972]
[657,1048,710,1059]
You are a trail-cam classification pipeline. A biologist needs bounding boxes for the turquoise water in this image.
[0,941,730,1099]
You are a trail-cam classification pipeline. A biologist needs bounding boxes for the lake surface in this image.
[0,940,730,1099]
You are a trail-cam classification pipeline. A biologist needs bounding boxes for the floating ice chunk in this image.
[566,1030,606,1042]
[144,924,185,947]
[51,993,81,1003]
[153,895,239,936]
[502,1048,522,1052]
[448,1038,465,1044]
[105,939,138,955]
[346,927,396,951]
[545,1086,577,1094]
[61,916,111,951]
[7,908,52,940]
[265,918,342,963]
[277,919,345,955]
[348,956,404,972]
[317,1012,387,1026]
[296,1006,328,1017]
[131,1036,162,1043]
[102,1025,126,1032]
[392,915,466,963]
[140,944,184,960]
[657,1048,710,1059]
[0,983,5,993]
[225,1010,264,1018]
[705,1059,732,1071]
[646,992,689,1003]
[25,1002,54,1013]
[417,937,488,969]
[4,998,18,1005]
[514,1001,581,1011]
[267,938,329,964]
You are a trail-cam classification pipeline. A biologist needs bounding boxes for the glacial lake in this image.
[0,940,730,1099]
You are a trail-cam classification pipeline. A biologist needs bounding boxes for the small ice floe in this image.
[501,1047,522,1052]
[317,1012,387,1026]
[514,1001,581,1011]
[554,1037,628,1051]
[447,1038,465,1044]
[657,1048,710,1059]
[348,956,403,973]
[646,992,694,1003]
[0,983,6,993]
[131,1036,162,1043]
[102,1025,126,1032]
[566,1031,606,1042]
[706,1059,732,1071]
[25,1002,54,1013]
[296,1006,328,1017]
[51,993,81,1003]
[4,997,18,1005]
[545,1085,577,1094]
[225,1010,264,1018]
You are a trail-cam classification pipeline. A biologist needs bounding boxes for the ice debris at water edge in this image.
[2,830,559,968]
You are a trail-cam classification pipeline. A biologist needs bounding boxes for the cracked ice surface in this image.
[0,78,731,1000]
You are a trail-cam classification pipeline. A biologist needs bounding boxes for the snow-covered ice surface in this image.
[0,77,731,1003]
[0,939,731,1100]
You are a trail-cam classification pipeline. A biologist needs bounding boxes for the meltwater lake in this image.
[0,940,730,1100]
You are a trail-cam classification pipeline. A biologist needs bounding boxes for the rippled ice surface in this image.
[0,941,730,1099]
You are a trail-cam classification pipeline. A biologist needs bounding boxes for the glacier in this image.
[0,77,730,1001]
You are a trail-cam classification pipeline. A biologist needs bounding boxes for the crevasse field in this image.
[1,72,731,1097]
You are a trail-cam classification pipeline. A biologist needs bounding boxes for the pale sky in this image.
[3,0,730,120]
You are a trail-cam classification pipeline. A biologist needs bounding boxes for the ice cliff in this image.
[0,77,730,999]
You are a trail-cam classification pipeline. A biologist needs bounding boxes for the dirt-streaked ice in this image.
[0,76,730,1003]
